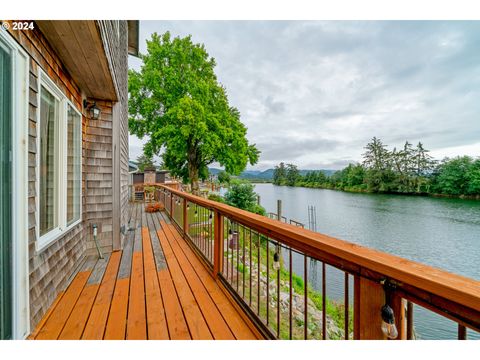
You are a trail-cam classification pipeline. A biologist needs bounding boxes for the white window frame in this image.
[0,28,30,339]
[36,70,82,252]
[65,102,82,229]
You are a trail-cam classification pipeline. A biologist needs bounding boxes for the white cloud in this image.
[129,21,480,170]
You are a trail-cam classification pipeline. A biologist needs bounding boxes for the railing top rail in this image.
[154,183,480,315]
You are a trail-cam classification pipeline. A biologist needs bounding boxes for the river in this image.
[251,183,480,340]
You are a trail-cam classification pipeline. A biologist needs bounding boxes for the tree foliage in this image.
[128,32,259,193]
[217,171,231,185]
[135,153,157,172]
[271,137,479,197]
[224,180,266,215]
[431,156,479,195]
[285,163,300,186]
[273,162,287,185]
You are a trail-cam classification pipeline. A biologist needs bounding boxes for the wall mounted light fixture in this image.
[83,99,101,120]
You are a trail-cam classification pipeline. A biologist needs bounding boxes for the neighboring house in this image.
[0,20,138,339]
[132,169,171,185]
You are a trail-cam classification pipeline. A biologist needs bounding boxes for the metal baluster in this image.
[202,206,204,256]
[304,255,308,340]
[209,209,212,263]
[458,324,467,340]
[289,248,293,340]
[407,301,414,340]
[257,231,260,316]
[225,219,229,280]
[344,272,349,340]
[231,222,234,285]
[249,228,253,307]
[235,223,239,292]
[211,209,214,263]
[277,242,281,338]
[243,226,246,299]
[267,238,270,327]
[322,262,326,340]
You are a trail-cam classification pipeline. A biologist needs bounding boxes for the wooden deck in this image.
[29,203,259,340]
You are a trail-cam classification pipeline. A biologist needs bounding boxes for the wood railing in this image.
[149,183,480,340]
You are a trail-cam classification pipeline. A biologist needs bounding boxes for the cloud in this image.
[129,21,480,170]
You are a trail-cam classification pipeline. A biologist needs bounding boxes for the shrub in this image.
[224,179,266,215]
[207,193,225,203]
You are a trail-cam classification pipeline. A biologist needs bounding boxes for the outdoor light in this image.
[209,213,212,219]
[273,251,281,271]
[83,99,101,120]
[194,209,198,218]
[380,279,399,339]
[228,229,239,250]
[381,304,398,339]
[187,204,190,210]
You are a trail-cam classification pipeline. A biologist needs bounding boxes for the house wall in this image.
[6,24,87,329]
[97,21,129,249]
[6,21,129,330]
[83,100,114,256]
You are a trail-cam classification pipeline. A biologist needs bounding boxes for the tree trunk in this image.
[189,164,200,195]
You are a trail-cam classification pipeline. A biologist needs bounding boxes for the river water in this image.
[251,183,480,340]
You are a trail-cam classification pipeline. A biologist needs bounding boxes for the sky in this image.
[128,21,480,170]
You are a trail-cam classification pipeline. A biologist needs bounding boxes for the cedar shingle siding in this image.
[6,21,130,330]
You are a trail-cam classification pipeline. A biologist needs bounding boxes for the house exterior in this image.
[0,20,138,339]
[132,169,171,185]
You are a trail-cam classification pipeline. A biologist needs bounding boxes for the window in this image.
[37,71,82,251]
[39,86,59,236]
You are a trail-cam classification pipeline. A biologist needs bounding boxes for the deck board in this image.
[142,226,169,339]
[30,203,259,340]
[58,284,99,339]
[160,220,235,340]
[156,224,213,340]
[82,252,122,339]
[126,250,147,339]
[159,213,258,340]
[35,271,91,339]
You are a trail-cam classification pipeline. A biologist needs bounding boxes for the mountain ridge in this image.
[208,167,336,180]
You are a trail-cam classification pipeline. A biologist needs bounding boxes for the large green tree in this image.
[273,162,287,185]
[285,163,300,186]
[128,32,259,194]
[362,137,394,191]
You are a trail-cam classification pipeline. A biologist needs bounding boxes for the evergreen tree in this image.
[285,163,300,186]
[273,162,287,185]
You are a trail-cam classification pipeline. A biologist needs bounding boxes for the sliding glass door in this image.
[0,41,12,340]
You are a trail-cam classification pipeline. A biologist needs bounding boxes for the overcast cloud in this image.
[129,21,480,170]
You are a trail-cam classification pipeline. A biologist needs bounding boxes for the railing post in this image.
[354,276,406,339]
[183,198,188,234]
[213,210,224,279]
[391,293,407,340]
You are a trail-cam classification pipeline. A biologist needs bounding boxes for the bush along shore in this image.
[272,137,480,199]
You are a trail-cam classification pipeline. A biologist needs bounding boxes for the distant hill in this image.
[209,168,336,181]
